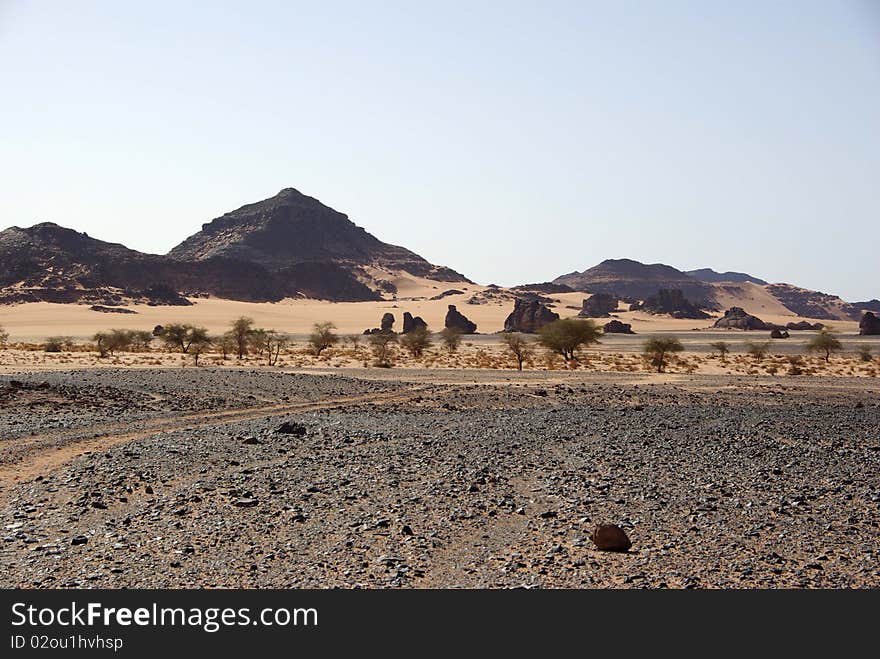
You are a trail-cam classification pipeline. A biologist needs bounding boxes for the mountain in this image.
[0,188,470,305]
[686,268,767,285]
[169,188,469,289]
[553,258,716,307]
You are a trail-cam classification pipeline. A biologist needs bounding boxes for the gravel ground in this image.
[0,368,878,588]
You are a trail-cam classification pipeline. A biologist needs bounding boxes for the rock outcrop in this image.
[578,293,618,318]
[713,307,768,330]
[603,320,634,334]
[634,289,710,319]
[445,305,477,334]
[402,312,427,334]
[503,298,559,333]
[786,321,825,331]
[860,312,880,336]
[770,328,790,339]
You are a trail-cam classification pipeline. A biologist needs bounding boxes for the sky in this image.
[1,1,878,300]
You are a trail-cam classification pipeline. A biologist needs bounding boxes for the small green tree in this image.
[642,336,684,373]
[44,337,69,353]
[189,333,213,366]
[369,332,398,367]
[400,327,432,358]
[745,340,770,359]
[248,328,268,358]
[308,322,339,356]
[263,330,289,366]
[215,332,237,360]
[93,329,134,357]
[807,329,842,362]
[856,344,873,362]
[439,327,463,353]
[709,340,730,362]
[502,333,535,371]
[130,330,154,352]
[537,319,602,362]
[230,316,255,359]
[161,324,208,354]
[345,334,362,353]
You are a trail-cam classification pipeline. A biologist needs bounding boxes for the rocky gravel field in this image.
[1,368,878,588]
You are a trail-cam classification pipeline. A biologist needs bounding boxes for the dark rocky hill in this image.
[553,258,716,307]
[686,268,767,285]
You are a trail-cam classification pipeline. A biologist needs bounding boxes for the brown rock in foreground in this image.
[591,524,632,552]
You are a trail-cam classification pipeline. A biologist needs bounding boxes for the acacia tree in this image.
[369,332,398,367]
[502,333,535,371]
[248,328,268,358]
[214,332,237,360]
[189,332,213,366]
[230,316,255,359]
[538,318,602,362]
[93,329,135,357]
[400,327,432,358]
[439,327,463,353]
[161,323,207,354]
[709,340,730,362]
[642,336,684,373]
[308,322,339,356]
[263,330,289,366]
[807,329,842,362]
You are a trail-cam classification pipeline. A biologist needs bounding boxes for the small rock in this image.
[590,524,632,552]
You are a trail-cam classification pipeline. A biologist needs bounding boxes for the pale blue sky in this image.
[1,1,878,300]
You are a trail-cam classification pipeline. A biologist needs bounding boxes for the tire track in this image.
[0,387,426,495]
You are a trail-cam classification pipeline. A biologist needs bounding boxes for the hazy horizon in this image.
[1,1,878,300]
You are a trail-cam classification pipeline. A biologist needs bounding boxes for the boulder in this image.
[503,297,559,333]
[402,312,428,334]
[578,293,618,318]
[590,524,632,552]
[860,311,880,336]
[770,328,789,339]
[381,313,395,332]
[713,307,768,330]
[786,320,824,331]
[445,305,477,334]
[603,320,634,334]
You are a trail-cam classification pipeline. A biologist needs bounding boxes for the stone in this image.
[276,421,307,436]
[445,305,477,334]
[578,293,618,318]
[770,328,789,339]
[242,436,262,445]
[381,313,395,332]
[591,524,632,552]
[233,498,259,508]
[503,297,559,333]
[402,312,428,334]
[71,535,88,546]
[713,307,768,330]
[859,312,880,336]
[603,320,634,334]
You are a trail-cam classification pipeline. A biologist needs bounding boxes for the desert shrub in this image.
[856,344,873,362]
[345,335,362,352]
[369,332,398,367]
[400,327,432,358]
[0,325,8,347]
[502,333,535,371]
[745,341,771,359]
[786,355,804,376]
[214,332,237,360]
[44,336,73,352]
[806,329,842,362]
[439,327,463,353]
[538,319,602,361]
[709,341,730,361]
[642,336,684,373]
[308,322,339,356]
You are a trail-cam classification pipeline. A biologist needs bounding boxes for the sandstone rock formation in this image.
[402,312,427,334]
[635,289,710,319]
[860,312,880,336]
[714,307,768,330]
[503,298,559,333]
[445,305,477,334]
[786,320,825,331]
[578,293,618,318]
[603,320,634,334]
